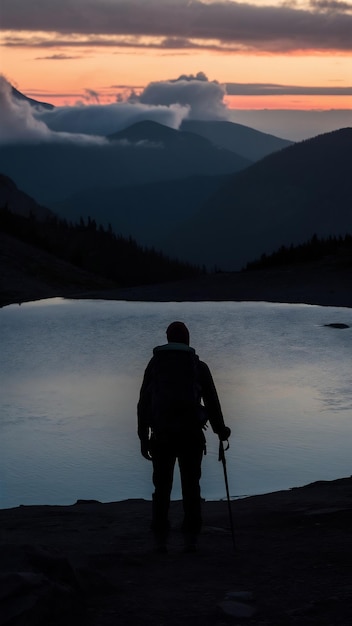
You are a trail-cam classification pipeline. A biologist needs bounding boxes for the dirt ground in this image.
[2,477,352,625]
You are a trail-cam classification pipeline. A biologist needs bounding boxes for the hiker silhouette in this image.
[137,321,231,552]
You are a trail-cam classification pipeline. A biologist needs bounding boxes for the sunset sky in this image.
[1,0,352,111]
[0,0,352,109]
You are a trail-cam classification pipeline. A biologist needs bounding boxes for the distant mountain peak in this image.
[167,124,352,270]
[180,118,293,162]
[107,120,254,169]
[0,172,53,219]
[108,120,179,143]
[11,86,54,110]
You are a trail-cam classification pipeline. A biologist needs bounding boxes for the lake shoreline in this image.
[2,264,352,310]
[2,476,352,625]
[78,265,352,309]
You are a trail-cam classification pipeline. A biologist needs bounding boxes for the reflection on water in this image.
[0,298,352,509]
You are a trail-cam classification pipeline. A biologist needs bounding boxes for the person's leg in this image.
[151,438,176,551]
[178,434,204,550]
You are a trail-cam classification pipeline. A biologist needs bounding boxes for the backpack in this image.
[149,346,207,435]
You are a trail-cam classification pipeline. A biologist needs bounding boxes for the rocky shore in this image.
[2,477,352,625]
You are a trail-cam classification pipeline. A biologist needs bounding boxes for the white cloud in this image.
[137,73,228,120]
[0,75,54,143]
[38,99,189,136]
[36,74,229,135]
[0,75,107,144]
[3,72,351,145]
[225,82,352,96]
[0,74,191,143]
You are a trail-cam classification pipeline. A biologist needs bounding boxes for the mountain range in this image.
[179,119,291,162]
[0,93,293,260]
[0,173,202,307]
[2,87,352,272]
[166,127,352,269]
[51,126,352,270]
[0,120,251,206]
[47,120,292,248]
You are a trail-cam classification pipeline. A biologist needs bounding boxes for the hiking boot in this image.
[154,543,168,554]
[183,532,197,553]
[153,531,168,553]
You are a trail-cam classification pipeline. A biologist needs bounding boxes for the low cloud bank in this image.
[38,100,189,136]
[0,75,108,145]
[3,73,350,145]
[38,73,228,136]
[1,73,229,143]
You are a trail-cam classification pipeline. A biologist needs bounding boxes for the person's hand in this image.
[218,426,231,441]
[141,440,152,460]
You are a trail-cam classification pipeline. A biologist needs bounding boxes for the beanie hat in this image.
[166,321,190,345]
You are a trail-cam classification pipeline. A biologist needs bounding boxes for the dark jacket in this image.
[137,342,226,441]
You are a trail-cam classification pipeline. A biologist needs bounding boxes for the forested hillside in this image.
[0,206,202,299]
[245,233,352,271]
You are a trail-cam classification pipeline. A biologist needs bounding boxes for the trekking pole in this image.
[218,439,236,551]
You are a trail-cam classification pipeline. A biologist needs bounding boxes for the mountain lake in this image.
[1,297,352,510]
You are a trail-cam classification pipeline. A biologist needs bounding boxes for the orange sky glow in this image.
[2,41,351,110]
[1,0,351,111]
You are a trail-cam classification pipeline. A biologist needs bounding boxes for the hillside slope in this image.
[0,122,250,206]
[52,173,230,247]
[166,128,352,269]
[0,175,201,306]
[180,119,293,161]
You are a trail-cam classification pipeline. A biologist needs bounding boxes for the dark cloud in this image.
[3,34,242,53]
[226,82,352,96]
[35,53,81,60]
[1,0,352,52]
[310,0,352,12]
[160,37,203,50]
[84,88,100,103]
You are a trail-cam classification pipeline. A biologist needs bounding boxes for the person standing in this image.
[137,321,231,552]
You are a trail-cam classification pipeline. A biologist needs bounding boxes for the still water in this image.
[1,298,352,510]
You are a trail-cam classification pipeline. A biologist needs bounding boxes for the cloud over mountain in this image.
[0,75,106,144]
[38,99,189,137]
[0,76,54,143]
[1,73,233,141]
[137,73,228,121]
[39,73,230,136]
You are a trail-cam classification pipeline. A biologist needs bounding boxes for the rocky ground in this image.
[1,477,352,625]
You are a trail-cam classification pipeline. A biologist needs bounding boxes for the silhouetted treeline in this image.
[245,233,352,271]
[0,207,202,286]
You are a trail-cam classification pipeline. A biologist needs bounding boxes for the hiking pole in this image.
[218,439,236,551]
